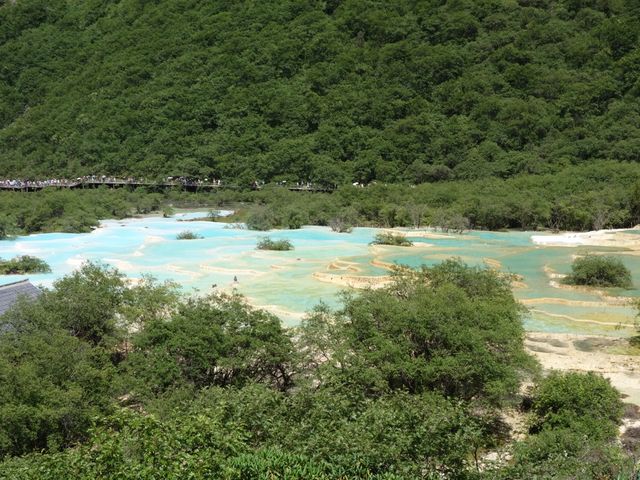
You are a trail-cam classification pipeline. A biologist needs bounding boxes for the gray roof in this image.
[0,279,41,316]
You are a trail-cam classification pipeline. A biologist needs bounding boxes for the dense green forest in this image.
[0,0,639,185]
[0,261,636,478]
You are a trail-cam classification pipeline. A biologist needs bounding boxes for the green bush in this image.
[245,209,278,231]
[563,254,632,288]
[0,220,9,240]
[211,449,331,479]
[370,232,413,246]
[176,230,202,240]
[162,206,174,218]
[300,259,535,402]
[496,372,627,479]
[500,428,633,480]
[0,263,179,458]
[0,255,51,274]
[329,217,354,233]
[256,237,293,251]
[122,293,294,397]
[0,259,632,477]
[530,371,623,437]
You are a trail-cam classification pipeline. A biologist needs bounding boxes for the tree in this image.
[497,371,628,479]
[0,263,178,457]
[563,254,632,288]
[0,319,114,457]
[433,210,470,233]
[0,0,638,186]
[329,207,358,233]
[299,259,535,403]
[122,294,294,400]
[408,203,428,229]
[35,262,129,345]
[0,218,8,240]
[529,371,622,437]
[629,182,640,226]
[245,207,278,231]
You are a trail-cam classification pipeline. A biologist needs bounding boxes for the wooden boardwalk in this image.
[0,180,222,192]
[0,179,334,193]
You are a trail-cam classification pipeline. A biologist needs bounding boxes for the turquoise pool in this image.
[1,212,638,333]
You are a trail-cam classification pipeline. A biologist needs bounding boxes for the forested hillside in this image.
[1,0,639,185]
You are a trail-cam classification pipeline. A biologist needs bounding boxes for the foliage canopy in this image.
[0,259,635,478]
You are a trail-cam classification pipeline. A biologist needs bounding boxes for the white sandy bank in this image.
[531,228,640,249]
[526,332,640,406]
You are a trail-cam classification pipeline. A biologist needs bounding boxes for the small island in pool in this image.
[256,237,294,251]
[0,255,51,275]
[563,254,633,289]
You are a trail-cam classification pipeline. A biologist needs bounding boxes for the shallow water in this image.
[1,213,638,334]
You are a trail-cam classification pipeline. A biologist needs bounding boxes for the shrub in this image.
[329,217,353,233]
[530,371,623,438]
[176,230,202,240]
[503,428,633,480]
[245,209,277,231]
[433,211,470,233]
[0,255,51,274]
[256,237,293,251]
[370,232,413,246]
[223,223,246,230]
[0,221,9,240]
[162,206,174,218]
[499,372,627,479]
[123,294,294,395]
[299,259,534,403]
[285,211,304,230]
[329,208,357,233]
[563,254,632,288]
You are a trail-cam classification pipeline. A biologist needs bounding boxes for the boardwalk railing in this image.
[0,178,336,193]
[0,179,222,191]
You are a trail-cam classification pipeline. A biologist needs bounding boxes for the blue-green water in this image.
[1,212,638,334]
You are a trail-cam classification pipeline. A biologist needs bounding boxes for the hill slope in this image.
[0,0,639,184]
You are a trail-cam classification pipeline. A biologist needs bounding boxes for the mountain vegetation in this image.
[0,0,639,187]
[1,0,640,235]
[0,261,634,478]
